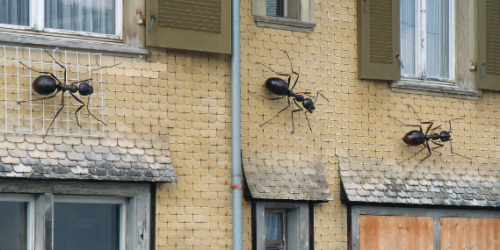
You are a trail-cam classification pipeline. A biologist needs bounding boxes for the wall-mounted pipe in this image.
[230,0,242,249]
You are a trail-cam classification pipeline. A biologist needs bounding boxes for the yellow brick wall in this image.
[155,0,495,249]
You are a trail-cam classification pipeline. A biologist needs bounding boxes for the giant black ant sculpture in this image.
[17,49,118,135]
[249,51,328,134]
[389,105,472,179]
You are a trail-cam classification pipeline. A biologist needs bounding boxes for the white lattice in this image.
[0,46,106,137]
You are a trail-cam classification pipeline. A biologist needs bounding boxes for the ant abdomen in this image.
[32,75,57,95]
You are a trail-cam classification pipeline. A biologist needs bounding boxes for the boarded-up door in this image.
[359,215,433,250]
[441,218,500,250]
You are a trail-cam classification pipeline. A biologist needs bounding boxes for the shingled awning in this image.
[339,156,500,207]
[243,156,332,201]
[0,134,177,182]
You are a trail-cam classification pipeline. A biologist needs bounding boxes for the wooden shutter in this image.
[146,0,231,54]
[477,0,500,90]
[357,0,401,81]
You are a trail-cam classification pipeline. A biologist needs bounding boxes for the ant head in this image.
[78,83,93,96]
[303,98,315,113]
[440,131,451,142]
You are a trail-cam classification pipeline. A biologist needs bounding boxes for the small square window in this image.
[254,202,311,250]
[253,0,316,32]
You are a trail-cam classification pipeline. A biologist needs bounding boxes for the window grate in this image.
[0,45,105,137]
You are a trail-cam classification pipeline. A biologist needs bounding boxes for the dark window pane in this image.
[265,212,283,241]
[0,0,30,26]
[0,201,28,250]
[54,203,120,250]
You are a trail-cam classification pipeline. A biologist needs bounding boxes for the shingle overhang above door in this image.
[242,156,333,201]
[339,156,500,207]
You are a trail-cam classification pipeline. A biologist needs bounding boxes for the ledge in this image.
[254,15,316,32]
[0,31,149,56]
[390,80,481,101]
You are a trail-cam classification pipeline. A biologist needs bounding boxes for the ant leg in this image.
[260,97,291,127]
[291,100,303,134]
[70,79,92,86]
[256,62,291,78]
[248,91,284,101]
[45,91,66,135]
[43,49,67,84]
[69,92,86,128]
[429,125,441,133]
[388,115,422,128]
[303,110,312,132]
[405,142,432,180]
[90,62,124,75]
[449,139,472,161]
[398,145,427,164]
[19,62,63,85]
[313,91,329,103]
[17,90,61,104]
[283,51,300,91]
[429,141,444,155]
[424,122,434,134]
[407,105,422,124]
[70,93,106,126]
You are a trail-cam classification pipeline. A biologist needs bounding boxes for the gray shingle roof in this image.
[0,134,177,182]
[243,156,333,201]
[339,156,500,207]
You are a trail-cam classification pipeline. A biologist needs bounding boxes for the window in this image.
[0,194,35,250]
[252,0,316,32]
[265,209,286,249]
[253,202,311,250]
[266,0,289,18]
[357,0,482,100]
[53,196,126,250]
[0,180,151,250]
[0,0,121,39]
[400,0,454,83]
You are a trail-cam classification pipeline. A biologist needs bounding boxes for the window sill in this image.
[254,15,316,32]
[0,30,148,56]
[390,80,481,100]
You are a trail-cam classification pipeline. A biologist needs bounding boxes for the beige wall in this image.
[155,0,495,249]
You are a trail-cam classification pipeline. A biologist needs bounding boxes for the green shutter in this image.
[357,0,400,81]
[477,0,500,90]
[146,0,231,54]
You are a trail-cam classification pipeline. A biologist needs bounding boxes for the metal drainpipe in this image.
[230,0,242,249]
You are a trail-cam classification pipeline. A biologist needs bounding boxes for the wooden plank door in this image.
[441,218,500,250]
[359,215,433,250]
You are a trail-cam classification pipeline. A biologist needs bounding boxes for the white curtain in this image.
[265,212,283,241]
[400,0,417,77]
[45,0,116,35]
[426,0,450,79]
[0,0,29,26]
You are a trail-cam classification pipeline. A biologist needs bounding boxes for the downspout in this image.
[230,0,242,249]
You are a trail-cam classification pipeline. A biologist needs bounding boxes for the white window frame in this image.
[0,0,123,39]
[53,195,127,250]
[0,194,36,250]
[401,0,455,84]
